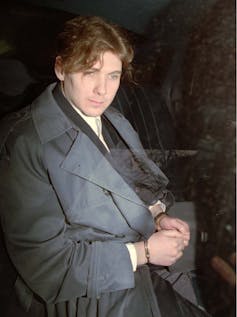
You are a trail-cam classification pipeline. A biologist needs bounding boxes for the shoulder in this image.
[105,106,133,126]
[0,107,48,180]
[106,105,125,118]
[0,105,41,156]
[0,83,58,153]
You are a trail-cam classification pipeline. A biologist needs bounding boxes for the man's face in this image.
[55,51,122,117]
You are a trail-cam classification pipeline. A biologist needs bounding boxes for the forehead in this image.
[91,51,122,71]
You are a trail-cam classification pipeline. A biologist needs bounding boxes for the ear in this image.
[54,56,65,81]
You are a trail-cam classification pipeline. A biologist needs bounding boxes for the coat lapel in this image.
[60,131,155,237]
[60,131,145,206]
[104,109,143,152]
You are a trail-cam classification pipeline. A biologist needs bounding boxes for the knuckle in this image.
[172,241,178,248]
[171,250,178,257]
[170,258,176,265]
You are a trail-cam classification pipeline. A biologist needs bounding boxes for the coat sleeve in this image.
[0,125,135,303]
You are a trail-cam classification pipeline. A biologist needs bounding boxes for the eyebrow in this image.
[109,71,122,75]
[89,68,122,75]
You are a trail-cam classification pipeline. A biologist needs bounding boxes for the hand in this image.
[134,230,186,267]
[148,230,186,266]
[158,215,190,246]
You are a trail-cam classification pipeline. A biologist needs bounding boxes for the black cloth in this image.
[151,271,212,317]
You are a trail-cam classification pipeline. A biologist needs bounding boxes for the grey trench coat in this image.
[0,83,170,317]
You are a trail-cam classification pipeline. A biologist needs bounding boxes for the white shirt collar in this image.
[71,103,102,136]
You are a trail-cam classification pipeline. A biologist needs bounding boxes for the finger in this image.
[171,250,184,264]
[183,232,190,240]
[176,250,184,260]
[161,229,184,238]
[174,237,185,250]
[183,231,190,238]
[176,219,190,234]
[178,244,184,252]
[183,239,189,247]
[179,239,186,250]
[166,218,189,235]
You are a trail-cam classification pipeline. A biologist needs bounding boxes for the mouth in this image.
[88,99,104,105]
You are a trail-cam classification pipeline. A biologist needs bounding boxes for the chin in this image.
[83,110,104,117]
[89,107,108,117]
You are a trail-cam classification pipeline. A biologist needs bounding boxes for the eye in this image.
[109,73,121,80]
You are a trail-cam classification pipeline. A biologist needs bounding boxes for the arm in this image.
[0,131,134,303]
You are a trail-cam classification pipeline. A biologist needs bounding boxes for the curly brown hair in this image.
[56,16,134,81]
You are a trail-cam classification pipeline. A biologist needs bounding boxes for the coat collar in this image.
[32,83,143,153]
[32,83,136,146]
[32,82,168,186]
[32,83,75,144]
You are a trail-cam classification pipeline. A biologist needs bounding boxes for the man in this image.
[0,16,208,317]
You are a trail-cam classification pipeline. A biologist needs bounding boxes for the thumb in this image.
[161,229,184,239]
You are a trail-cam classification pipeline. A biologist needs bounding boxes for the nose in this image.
[94,76,107,96]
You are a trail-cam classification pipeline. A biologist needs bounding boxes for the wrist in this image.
[134,241,147,266]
